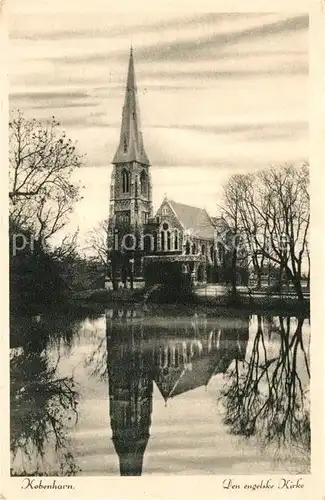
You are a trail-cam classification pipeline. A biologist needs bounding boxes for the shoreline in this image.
[67,288,310,317]
[10,288,310,318]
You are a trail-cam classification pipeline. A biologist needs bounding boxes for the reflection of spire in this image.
[106,312,153,476]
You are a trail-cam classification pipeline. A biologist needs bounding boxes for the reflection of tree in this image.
[83,335,108,381]
[219,315,310,465]
[10,349,80,476]
[10,310,100,354]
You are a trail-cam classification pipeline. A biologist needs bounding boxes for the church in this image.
[107,48,233,289]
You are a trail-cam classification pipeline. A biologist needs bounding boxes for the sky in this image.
[9,3,309,246]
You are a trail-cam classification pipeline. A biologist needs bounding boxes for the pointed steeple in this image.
[113,47,150,166]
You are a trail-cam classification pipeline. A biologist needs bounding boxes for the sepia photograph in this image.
[7,2,314,483]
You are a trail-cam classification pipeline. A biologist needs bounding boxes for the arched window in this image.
[167,231,171,250]
[167,347,172,366]
[185,240,190,255]
[122,169,130,193]
[140,170,148,196]
[174,229,179,250]
[210,245,214,262]
[201,244,206,256]
[153,231,158,252]
[192,243,196,254]
[143,232,152,253]
[182,263,189,274]
[161,231,165,251]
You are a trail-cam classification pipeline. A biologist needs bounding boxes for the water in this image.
[10,306,310,476]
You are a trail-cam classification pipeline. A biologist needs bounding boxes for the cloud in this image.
[132,15,309,63]
[10,13,271,41]
[10,90,91,100]
[151,120,308,141]
[140,66,308,81]
[41,51,307,75]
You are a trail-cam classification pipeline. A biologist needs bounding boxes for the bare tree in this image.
[85,217,138,291]
[220,163,309,299]
[219,174,247,298]
[252,163,309,299]
[85,218,110,270]
[9,110,84,241]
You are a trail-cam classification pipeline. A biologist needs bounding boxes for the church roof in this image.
[154,350,228,401]
[113,48,150,166]
[153,332,249,401]
[168,200,215,240]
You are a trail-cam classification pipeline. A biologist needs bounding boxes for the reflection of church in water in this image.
[106,309,249,476]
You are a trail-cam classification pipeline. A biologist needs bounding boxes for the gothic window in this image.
[167,231,171,250]
[201,244,206,255]
[140,170,148,196]
[175,348,180,368]
[153,231,158,252]
[192,243,196,254]
[167,348,172,366]
[161,231,165,251]
[210,245,214,262]
[174,229,179,250]
[123,134,128,152]
[162,206,168,216]
[185,240,190,255]
[143,232,152,253]
[116,211,130,225]
[122,169,130,193]
[142,211,148,224]
[182,263,189,274]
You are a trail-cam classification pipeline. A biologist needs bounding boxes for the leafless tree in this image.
[9,110,84,242]
[220,163,309,299]
[254,163,309,299]
[85,217,138,290]
[85,218,110,269]
[219,174,248,297]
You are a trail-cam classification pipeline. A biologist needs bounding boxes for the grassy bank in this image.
[67,287,310,317]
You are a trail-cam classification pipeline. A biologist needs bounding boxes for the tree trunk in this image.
[257,315,263,335]
[285,266,304,300]
[231,247,237,298]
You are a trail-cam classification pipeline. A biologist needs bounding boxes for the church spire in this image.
[113,47,150,166]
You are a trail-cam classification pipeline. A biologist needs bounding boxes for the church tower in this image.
[108,48,153,268]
